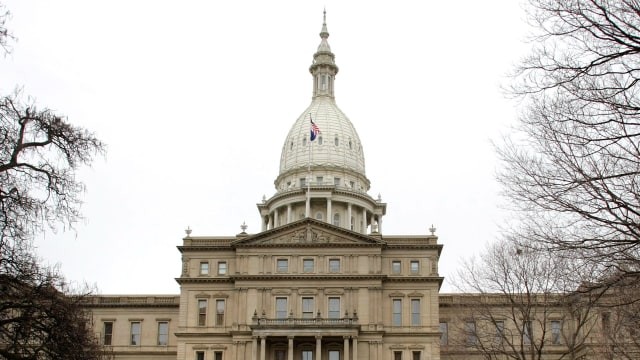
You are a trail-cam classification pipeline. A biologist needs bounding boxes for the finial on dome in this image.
[240,221,248,233]
[185,226,192,237]
[321,8,329,38]
[429,224,437,235]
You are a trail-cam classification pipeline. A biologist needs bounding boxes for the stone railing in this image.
[251,315,359,329]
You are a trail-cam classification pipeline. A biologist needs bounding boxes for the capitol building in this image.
[87,13,612,360]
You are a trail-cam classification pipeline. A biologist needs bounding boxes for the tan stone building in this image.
[89,12,443,360]
[87,12,623,360]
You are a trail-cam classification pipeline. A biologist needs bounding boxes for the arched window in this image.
[333,213,340,227]
[350,217,355,231]
[348,139,352,149]
[318,136,323,145]
[290,140,294,150]
[315,212,324,221]
[303,137,307,146]
[335,136,339,146]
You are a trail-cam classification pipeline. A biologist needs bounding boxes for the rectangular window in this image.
[214,351,223,360]
[328,297,341,319]
[196,351,205,360]
[392,299,402,326]
[216,300,225,326]
[277,259,288,272]
[300,178,306,187]
[275,350,286,360]
[410,260,419,274]
[217,261,227,275]
[412,351,421,360]
[103,321,113,345]
[199,262,209,275]
[157,321,169,346]
[495,320,505,344]
[439,322,448,345]
[465,321,477,345]
[198,299,207,326]
[329,350,340,360]
[130,321,141,346]
[394,351,402,360]
[302,350,313,360]
[411,299,421,326]
[316,176,323,184]
[334,177,340,186]
[523,320,532,345]
[302,297,315,318]
[329,258,340,272]
[392,260,401,274]
[276,297,288,319]
[602,312,611,332]
[303,259,314,273]
[551,320,562,344]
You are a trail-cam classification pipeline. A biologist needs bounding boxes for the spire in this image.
[310,9,338,99]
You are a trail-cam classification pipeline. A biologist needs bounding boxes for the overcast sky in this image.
[1,0,531,294]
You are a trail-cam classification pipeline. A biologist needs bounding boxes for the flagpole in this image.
[306,113,312,218]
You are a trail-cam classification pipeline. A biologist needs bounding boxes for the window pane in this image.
[412,351,420,360]
[302,350,313,360]
[333,213,340,226]
[218,262,227,275]
[216,300,225,326]
[303,259,314,272]
[329,350,340,360]
[199,262,209,275]
[524,321,532,344]
[277,259,288,272]
[439,322,448,345]
[198,299,207,326]
[329,259,340,272]
[411,299,420,326]
[130,322,141,345]
[275,350,286,360]
[196,351,205,360]
[410,261,419,274]
[393,299,402,326]
[328,297,340,319]
[276,297,288,319]
[551,320,562,344]
[465,321,477,345]
[158,322,169,345]
[302,297,314,318]
[495,320,504,344]
[392,261,401,274]
[214,351,223,360]
[103,322,113,345]
[394,351,402,360]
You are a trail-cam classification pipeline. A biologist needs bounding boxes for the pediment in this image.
[232,218,385,247]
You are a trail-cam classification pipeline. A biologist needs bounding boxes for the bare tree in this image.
[449,239,599,360]
[0,3,107,358]
[0,91,105,252]
[502,0,640,288]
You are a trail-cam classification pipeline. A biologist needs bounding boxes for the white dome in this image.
[279,97,366,177]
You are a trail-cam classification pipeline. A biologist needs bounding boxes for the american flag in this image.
[310,116,321,141]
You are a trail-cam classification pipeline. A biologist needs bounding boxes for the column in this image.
[288,336,294,360]
[306,190,311,218]
[260,337,266,360]
[326,198,332,224]
[287,204,292,224]
[268,214,273,230]
[377,214,382,234]
[252,337,258,360]
[343,336,350,360]
[262,216,267,231]
[347,203,352,230]
[274,208,279,228]
[361,208,366,234]
[352,337,358,360]
[315,336,322,360]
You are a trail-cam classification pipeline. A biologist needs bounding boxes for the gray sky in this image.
[0,0,531,294]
